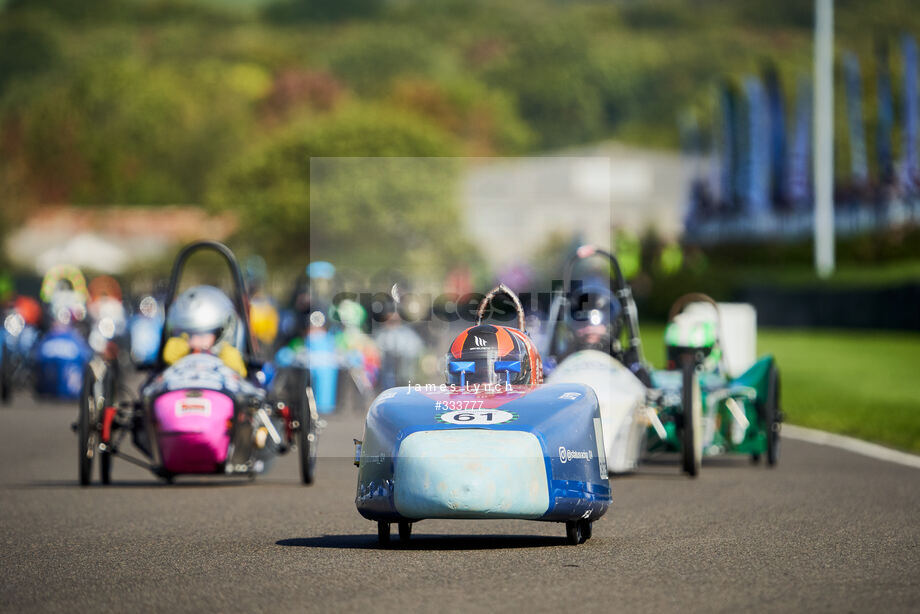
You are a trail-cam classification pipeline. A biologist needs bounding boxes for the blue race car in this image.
[355,285,610,545]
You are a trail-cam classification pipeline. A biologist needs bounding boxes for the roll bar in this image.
[546,244,646,367]
[155,240,256,371]
[476,283,526,331]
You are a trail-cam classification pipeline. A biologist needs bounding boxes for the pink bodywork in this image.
[152,389,234,474]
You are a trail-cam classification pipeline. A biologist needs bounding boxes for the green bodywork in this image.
[648,356,775,457]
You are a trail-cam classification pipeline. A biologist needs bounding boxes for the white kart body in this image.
[546,349,647,473]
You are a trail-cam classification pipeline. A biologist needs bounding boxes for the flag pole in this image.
[814,0,835,277]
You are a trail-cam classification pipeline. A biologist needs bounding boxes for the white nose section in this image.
[394,430,550,519]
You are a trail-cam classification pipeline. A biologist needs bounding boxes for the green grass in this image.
[640,324,920,453]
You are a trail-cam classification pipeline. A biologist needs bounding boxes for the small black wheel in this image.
[298,386,318,485]
[750,453,761,464]
[100,449,112,484]
[0,352,11,405]
[578,519,592,543]
[565,521,582,545]
[765,365,781,467]
[679,355,702,477]
[377,521,391,544]
[77,365,97,486]
[99,364,116,485]
[283,367,317,485]
[398,522,412,541]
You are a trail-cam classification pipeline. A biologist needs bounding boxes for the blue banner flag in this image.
[876,40,896,187]
[901,34,919,192]
[843,51,869,186]
[744,76,771,216]
[787,76,812,210]
[764,65,787,210]
[717,82,739,211]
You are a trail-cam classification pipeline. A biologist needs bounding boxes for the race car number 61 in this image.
[439,409,514,425]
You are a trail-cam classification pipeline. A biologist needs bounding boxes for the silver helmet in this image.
[166,285,239,348]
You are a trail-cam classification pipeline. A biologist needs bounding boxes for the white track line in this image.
[783,424,920,469]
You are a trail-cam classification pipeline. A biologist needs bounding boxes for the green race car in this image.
[646,294,782,476]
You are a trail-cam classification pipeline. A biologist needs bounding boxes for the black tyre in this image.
[77,366,97,486]
[398,522,412,541]
[565,521,582,545]
[765,365,781,467]
[99,362,116,485]
[679,355,702,477]
[285,367,317,486]
[1,351,12,405]
[100,451,112,485]
[377,521,391,544]
[579,519,592,543]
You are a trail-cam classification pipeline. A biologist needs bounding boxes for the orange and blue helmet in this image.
[446,324,542,387]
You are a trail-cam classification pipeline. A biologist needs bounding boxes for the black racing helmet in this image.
[445,324,539,387]
[569,281,623,351]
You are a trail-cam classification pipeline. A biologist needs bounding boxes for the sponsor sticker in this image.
[437,408,516,425]
[175,397,211,417]
[558,445,593,464]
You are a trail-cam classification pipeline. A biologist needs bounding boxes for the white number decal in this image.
[439,409,514,425]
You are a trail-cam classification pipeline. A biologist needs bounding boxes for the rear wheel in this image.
[398,522,412,541]
[99,362,116,485]
[286,367,316,485]
[679,355,702,477]
[77,366,97,486]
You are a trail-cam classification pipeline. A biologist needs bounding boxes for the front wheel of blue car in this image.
[377,521,390,544]
[566,520,591,545]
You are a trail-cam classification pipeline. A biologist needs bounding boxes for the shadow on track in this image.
[14,478,256,489]
[277,534,567,551]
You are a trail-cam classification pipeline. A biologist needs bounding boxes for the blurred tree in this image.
[388,77,533,154]
[322,27,446,97]
[5,0,130,22]
[0,21,61,94]
[0,59,251,203]
[480,25,605,149]
[263,0,382,24]
[207,104,472,275]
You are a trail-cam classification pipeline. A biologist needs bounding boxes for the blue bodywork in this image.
[275,329,340,414]
[356,383,610,523]
[128,315,163,366]
[33,328,92,399]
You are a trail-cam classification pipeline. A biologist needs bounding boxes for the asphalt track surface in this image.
[2,398,918,613]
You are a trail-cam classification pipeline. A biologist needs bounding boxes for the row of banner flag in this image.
[684,33,920,232]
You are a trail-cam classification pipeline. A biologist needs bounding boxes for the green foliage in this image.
[3,0,920,270]
[480,24,606,149]
[1,58,251,203]
[321,26,448,97]
[0,20,61,94]
[263,0,381,24]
